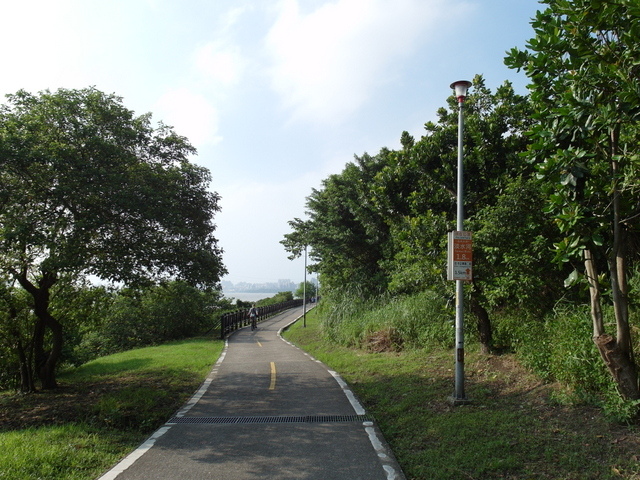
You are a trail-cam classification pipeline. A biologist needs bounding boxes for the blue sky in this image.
[0,0,543,285]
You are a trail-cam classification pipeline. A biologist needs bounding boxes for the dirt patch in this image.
[363,328,403,353]
[0,376,189,433]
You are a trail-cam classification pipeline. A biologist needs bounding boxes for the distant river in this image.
[223,292,281,302]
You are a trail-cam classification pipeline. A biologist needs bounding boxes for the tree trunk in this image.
[32,304,63,390]
[470,290,492,354]
[15,271,62,390]
[602,128,639,400]
[594,334,639,400]
[584,249,604,337]
[583,128,640,400]
[16,339,35,394]
[585,245,639,400]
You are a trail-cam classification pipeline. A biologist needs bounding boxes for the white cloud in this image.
[215,167,328,284]
[265,0,466,124]
[154,88,223,147]
[192,6,253,88]
[193,42,244,87]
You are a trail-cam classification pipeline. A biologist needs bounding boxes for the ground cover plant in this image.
[0,336,223,480]
[284,309,640,480]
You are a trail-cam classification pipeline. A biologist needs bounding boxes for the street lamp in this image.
[303,245,307,328]
[449,80,472,405]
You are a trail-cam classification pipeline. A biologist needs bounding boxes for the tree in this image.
[282,77,550,353]
[282,153,391,297]
[0,87,226,389]
[506,0,640,399]
[371,77,544,352]
[0,277,35,392]
[294,281,317,300]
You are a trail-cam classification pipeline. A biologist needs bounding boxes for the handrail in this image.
[219,299,304,338]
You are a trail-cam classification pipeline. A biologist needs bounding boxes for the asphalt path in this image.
[98,306,405,480]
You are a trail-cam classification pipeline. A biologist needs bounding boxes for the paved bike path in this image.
[99,307,405,480]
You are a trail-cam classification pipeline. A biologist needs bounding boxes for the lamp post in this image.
[303,245,307,327]
[450,80,472,405]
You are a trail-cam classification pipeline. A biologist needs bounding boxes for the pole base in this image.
[448,395,472,406]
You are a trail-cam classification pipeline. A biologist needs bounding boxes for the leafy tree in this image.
[0,87,226,389]
[81,281,222,356]
[283,77,554,353]
[0,278,35,392]
[257,291,294,306]
[471,176,563,314]
[371,77,546,352]
[282,153,391,296]
[506,0,640,399]
[294,281,317,300]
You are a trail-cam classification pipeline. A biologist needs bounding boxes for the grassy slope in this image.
[0,337,224,480]
[283,309,640,480]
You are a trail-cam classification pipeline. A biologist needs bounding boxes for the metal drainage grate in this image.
[167,414,373,425]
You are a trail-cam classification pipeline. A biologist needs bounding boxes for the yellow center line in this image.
[269,362,276,390]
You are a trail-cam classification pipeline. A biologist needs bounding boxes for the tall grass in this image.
[493,304,640,422]
[319,288,452,351]
[319,287,639,422]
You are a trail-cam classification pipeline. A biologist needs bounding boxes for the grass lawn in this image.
[283,309,640,480]
[0,336,224,480]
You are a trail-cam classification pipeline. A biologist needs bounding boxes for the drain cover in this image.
[168,414,373,425]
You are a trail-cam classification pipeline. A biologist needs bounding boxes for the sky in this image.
[0,0,543,286]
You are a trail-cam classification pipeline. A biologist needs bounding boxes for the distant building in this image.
[221,279,296,293]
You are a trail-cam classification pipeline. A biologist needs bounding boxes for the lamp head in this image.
[450,80,472,103]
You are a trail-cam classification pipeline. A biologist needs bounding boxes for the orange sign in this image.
[448,231,473,281]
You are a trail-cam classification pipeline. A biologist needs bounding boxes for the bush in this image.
[257,291,294,306]
[76,282,223,360]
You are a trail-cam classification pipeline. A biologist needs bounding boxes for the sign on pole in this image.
[447,231,472,281]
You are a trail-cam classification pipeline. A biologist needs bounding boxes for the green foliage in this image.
[235,299,253,309]
[0,87,226,388]
[256,291,294,306]
[0,87,226,287]
[278,0,640,406]
[493,304,640,421]
[472,176,567,312]
[77,281,223,359]
[282,77,541,323]
[282,153,392,297]
[294,281,317,299]
[505,0,640,270]
[0,278,228,390]
[0,280,34,391]
[505,0,640,400]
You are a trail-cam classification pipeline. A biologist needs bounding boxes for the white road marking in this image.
[97,427,171,480]
[98,339,231,479]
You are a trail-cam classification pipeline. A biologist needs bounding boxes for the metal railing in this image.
[219,299,304,338]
